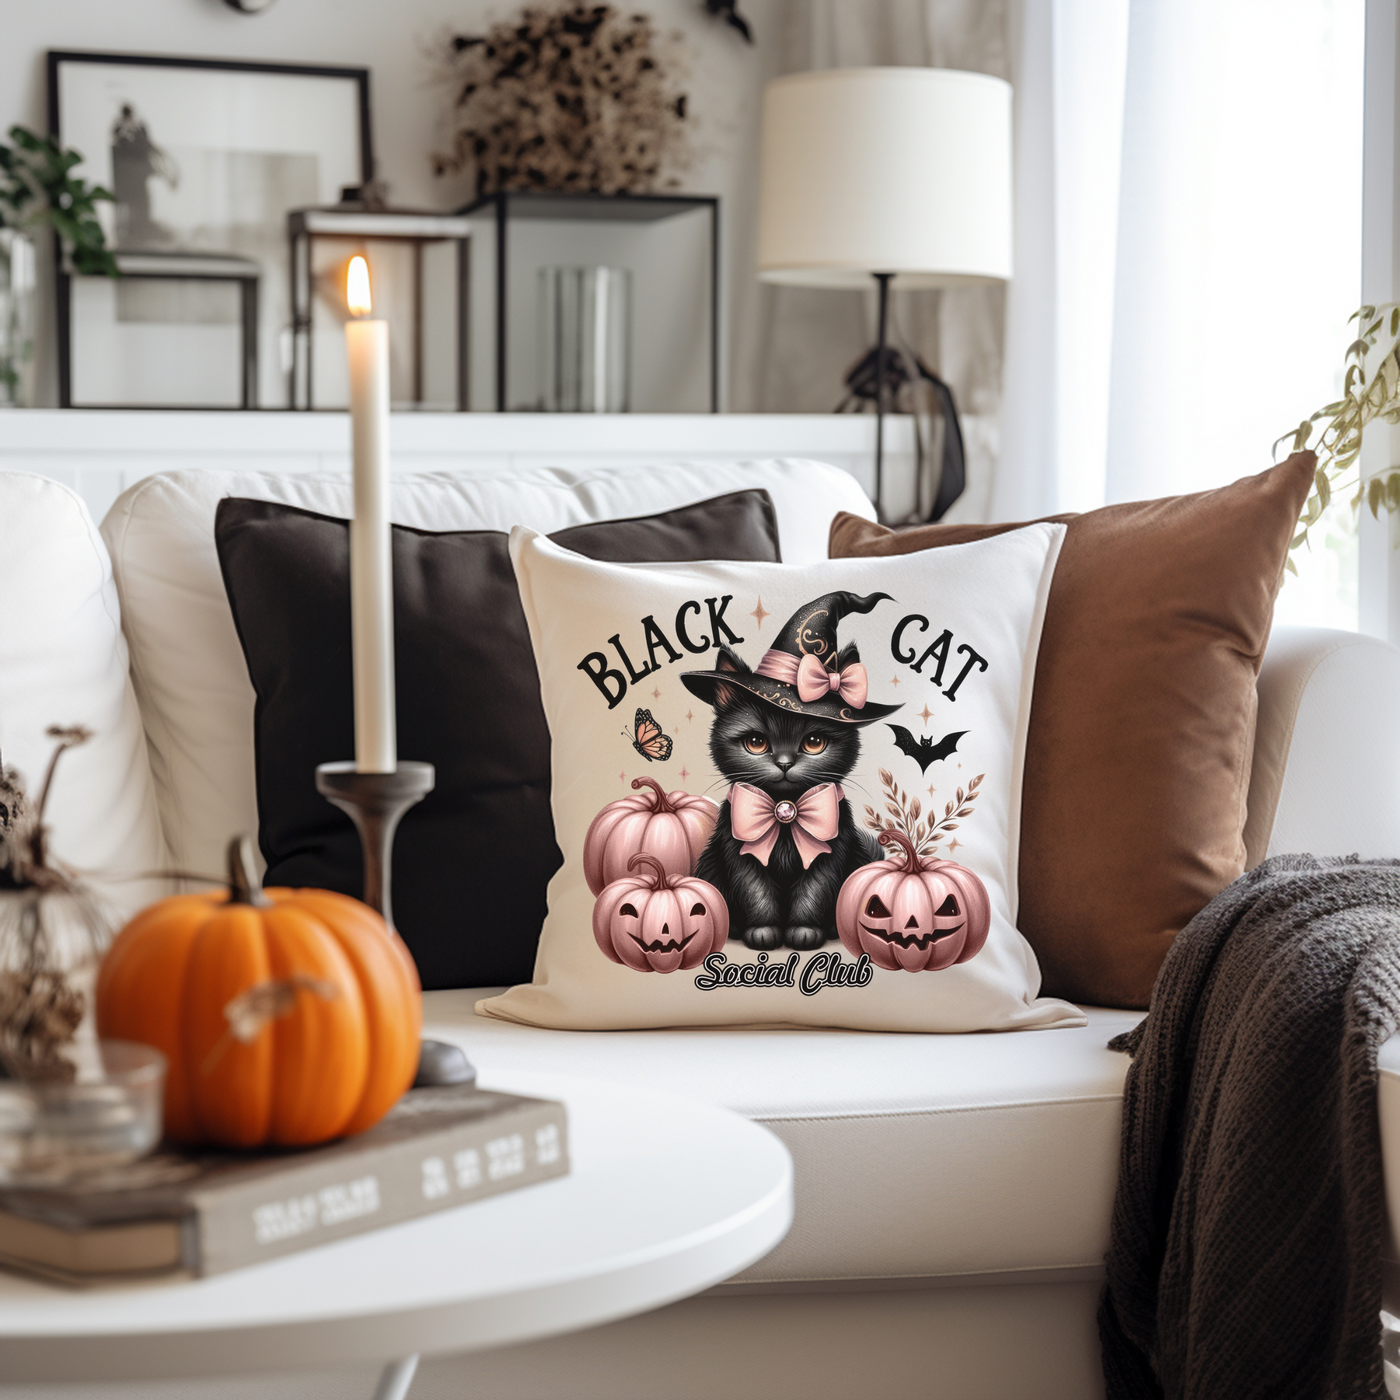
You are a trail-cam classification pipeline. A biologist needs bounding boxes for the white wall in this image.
[0,0,777,409]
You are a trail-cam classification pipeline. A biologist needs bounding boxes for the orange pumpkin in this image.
[95,837,421,1148]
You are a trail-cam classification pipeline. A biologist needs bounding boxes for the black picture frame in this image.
[48,50,372,410]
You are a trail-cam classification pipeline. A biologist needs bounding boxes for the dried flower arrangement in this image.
[0,727,113,1082]
[433,4,692,198]
[863,768,985,859]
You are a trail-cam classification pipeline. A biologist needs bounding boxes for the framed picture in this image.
[49,51,371,409]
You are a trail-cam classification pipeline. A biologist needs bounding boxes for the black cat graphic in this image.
[681,591,901,951]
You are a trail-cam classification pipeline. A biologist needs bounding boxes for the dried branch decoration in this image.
[433,4,692,197]
[863,769,985,858]
[0,726,113,1082]
[1279,303,1400,564]
[0,969,84,1083]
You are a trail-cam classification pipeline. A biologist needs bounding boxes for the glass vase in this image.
[0,229,37,408]
[538,265,631,412]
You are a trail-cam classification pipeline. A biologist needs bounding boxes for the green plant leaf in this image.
[0,125,115,273]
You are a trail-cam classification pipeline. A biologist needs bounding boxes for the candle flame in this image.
[346,256,372,316]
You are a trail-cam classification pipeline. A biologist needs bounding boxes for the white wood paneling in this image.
[0,412,914,524]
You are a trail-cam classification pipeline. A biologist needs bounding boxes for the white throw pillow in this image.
[480,524,1083,1032]
[0,472,166,915]
[100,459,870,880]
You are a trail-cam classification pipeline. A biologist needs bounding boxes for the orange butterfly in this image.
[627,707,673,763]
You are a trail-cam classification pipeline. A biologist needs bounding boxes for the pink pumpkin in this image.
[593,853,729,974]
[583,778,719,896]
[836,830,991,973]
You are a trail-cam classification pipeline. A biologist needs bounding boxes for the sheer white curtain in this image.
[996,0,1363,623]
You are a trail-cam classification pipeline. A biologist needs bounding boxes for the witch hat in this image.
[681,591,901,726]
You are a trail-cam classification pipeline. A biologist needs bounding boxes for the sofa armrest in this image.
[1245,626,1400,866]
[1253,629,1400,1307]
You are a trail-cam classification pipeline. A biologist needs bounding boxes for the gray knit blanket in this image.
[1099,853,1400,1400]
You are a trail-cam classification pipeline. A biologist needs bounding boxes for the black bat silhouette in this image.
[703,0,753,42]
[887,725,968,774]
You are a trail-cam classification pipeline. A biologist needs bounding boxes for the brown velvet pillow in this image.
[828,453,1316,1008]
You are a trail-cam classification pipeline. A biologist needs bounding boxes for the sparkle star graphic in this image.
[685,709,694,722]
[927,784,936,798]
[917,704,933,725]
[680,765,690,783]
[890,675,900,687]
[750,596,771,628]
[945,836,963,855]
[619,771,627,783]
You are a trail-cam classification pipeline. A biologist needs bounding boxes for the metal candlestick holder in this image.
[315,761,435,931]
[315,760,475,1088]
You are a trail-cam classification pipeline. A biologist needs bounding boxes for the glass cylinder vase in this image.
[0,230,37,409]
[538,265,631,413]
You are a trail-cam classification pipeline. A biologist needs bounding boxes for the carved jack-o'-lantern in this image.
[583,778,720,896]
[592,853,729,974]
[836,830,990,973]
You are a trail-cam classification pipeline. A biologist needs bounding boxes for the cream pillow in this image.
[479,524,1082,1032]
[0,472,167,918]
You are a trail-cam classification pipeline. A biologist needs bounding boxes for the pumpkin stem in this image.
[226,835,272,908]
[878,828,921,872]
[626,851,672,887]
[630,777,671,810]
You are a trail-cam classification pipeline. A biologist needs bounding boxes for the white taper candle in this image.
[345,255,396,774]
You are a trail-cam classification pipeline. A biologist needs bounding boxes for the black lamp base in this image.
[873,270,893,523]
[315,760,475,1089]
[844,271,966,526]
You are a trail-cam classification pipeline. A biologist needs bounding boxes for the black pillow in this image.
[215,490,781,990]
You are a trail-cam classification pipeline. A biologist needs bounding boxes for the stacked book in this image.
[0,1084,568,1285]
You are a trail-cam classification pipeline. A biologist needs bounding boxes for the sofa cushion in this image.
[829,454,1316,1008]
[433,993,1138,1283]
[483,525,1081,1032]
[0,472,166,918]
[214,492,783,990]
[100,460,871,883]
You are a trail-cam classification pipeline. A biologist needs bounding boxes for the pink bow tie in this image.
[729,782,844,868]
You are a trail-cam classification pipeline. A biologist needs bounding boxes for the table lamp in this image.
[756,67,1013,522]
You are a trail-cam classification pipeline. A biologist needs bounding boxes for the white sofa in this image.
[4,457,1400,1400]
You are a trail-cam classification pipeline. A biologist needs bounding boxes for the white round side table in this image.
[0,1071,794,1397]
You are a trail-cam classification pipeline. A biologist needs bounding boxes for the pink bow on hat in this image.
[796,653,868,708]
[729,782,844,868]
[754,650,869,709]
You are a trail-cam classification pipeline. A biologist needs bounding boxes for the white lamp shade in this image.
[757,67,1013,289]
